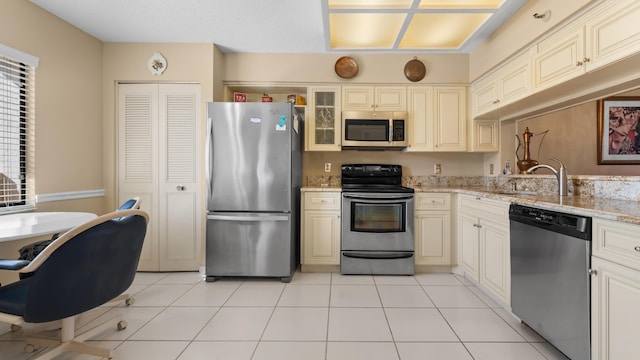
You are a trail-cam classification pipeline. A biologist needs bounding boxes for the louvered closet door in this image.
[119,84,159,271]
[118,83,202,271]
[158,84,201,271]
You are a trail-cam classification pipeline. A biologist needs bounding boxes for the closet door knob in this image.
[177,185,186,191]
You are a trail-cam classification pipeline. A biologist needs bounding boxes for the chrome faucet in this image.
[526,157,568,196]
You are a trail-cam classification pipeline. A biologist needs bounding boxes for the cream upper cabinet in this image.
[342,85,406,112]
[414,193,451,266]
[533,0,640,91]
[469,119,499,152]
[301,191,341,267]
[407,86,434,151]
[471,50,532,117]
[407,86,466,152]
[457,194,510,306]
[584,0,640,72]
[533,21,586,91]
[470,0,640,121]
[471,76,499,117]
[306,86,341,151]
[591,217,640,360]
[433,87,466,152]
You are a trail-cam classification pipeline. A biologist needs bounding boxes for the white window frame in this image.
[0,44,38,214]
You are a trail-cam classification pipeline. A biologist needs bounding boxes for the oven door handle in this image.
[343,194,414,201]
[342,251,414,260]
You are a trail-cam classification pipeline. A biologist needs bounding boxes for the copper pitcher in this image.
[515,127,548,174]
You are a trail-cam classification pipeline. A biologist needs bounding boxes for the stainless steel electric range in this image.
[340,164,415,275]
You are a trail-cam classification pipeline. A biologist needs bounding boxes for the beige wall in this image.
[513,89,640,176]
[0,0,105,215]
[223,53,469,85]
[102,43,215,210]
[303,151,484,182]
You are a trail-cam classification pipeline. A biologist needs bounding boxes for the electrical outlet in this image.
[489,163,494,175]
[324,163,331,173]
[434,163,442,174]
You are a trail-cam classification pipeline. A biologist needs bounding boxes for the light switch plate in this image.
[324,163,331,172]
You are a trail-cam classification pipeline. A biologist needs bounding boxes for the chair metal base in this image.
[26,315,126,360]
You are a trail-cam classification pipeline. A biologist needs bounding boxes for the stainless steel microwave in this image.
[342,111,408,149]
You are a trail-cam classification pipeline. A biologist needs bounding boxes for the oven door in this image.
[341,192,414,252]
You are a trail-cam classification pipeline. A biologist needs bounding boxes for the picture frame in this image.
[597,96,640,164]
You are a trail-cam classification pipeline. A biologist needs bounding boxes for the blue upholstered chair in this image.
[16,197,142,262]
[0,209,148,359]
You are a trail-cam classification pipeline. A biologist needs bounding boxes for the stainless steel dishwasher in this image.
[510,204,592,360]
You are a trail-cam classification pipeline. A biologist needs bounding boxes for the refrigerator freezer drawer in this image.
[206,212,295,282]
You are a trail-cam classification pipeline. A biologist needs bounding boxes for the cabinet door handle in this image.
[576,61,583,66]
[176,185,185,191]
[634,246,640,252]
[588,268,597,276]
[583,57,590,63]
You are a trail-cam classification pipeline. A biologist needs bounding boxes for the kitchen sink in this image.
[494,190,537,196]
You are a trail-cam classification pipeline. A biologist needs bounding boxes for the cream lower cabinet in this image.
[591,218,640,360]
[118,83,202,272]
[457,194,510,305]
[414,193,451,265]
[301,191,341,267]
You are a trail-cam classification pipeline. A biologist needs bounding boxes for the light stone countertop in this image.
[414,186,640,225]
[302,185,640,225]
[301,186,341,192]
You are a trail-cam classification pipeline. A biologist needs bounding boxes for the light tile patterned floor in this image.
[0,271,570,360]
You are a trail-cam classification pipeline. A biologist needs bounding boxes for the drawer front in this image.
[415,193,451,210]
[593,218,640,271]
[303,192,341,210]
[457,194,509,220]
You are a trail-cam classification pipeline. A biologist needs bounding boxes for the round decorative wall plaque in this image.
[404,57,426,82]
[334,56,358,79]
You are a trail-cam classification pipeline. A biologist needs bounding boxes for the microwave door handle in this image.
[389,119,393,143]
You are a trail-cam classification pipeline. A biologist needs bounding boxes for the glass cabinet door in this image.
[307,86,341,151]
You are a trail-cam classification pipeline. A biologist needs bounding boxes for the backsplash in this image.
[307,175,640,201]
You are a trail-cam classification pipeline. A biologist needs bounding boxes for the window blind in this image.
[0,46,37,213]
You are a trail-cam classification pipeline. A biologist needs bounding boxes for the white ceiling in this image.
[30,0,526,54]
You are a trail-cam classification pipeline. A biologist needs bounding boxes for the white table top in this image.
[0,212,97,242]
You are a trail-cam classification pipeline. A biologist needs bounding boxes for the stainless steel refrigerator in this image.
[205,102,302,283]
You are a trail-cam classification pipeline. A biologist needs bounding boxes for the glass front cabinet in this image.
[306,86,341,151]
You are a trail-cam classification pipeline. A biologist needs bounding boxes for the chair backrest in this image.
[21,209,148,323]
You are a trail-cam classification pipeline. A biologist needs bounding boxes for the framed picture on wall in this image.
[597,96,640,164]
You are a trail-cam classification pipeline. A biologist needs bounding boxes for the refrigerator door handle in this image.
[207,214,289,222]
[205,117,213,197]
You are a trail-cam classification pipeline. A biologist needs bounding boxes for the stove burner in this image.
[341,164,414,193]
